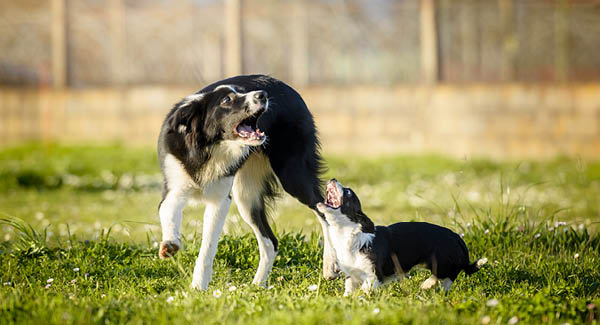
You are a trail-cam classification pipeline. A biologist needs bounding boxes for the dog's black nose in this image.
[254,91,267,103]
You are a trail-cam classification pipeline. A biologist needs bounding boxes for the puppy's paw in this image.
[159,240,180,259]
[323,268,341,280]
[323,261,341,280]
[420,276,438,290]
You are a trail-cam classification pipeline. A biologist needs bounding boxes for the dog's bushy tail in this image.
[464,257,488,275]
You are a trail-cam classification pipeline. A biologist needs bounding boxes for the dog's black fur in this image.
[157,75,324,266]
[368,222,482,282]
[318,179,486,292]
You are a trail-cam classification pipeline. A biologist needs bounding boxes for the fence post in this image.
[554,0,569,82]
[291,0,309,87]
[224,0,243,77]
[420,0,439,84]
[51,0,67,88]
[109,0,126,85]
[499,0,516,82]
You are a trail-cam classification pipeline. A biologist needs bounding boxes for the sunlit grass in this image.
[0,144,599,324]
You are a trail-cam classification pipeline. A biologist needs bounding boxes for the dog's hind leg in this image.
[314,211,340,280]
[268,150,339,280]
[190,177,234,290]
[232,153,278,287]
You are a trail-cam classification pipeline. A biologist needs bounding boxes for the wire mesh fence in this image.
[1,0,599,87]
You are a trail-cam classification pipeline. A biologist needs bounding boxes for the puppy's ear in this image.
[167,94,204,133]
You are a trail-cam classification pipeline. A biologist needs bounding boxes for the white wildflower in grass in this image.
[486,298,499,307]
[47,278,54,284]
[555,221,567,227]
[73,267,80,272]
[71,279,77,284]
[3,282,11,286]
[307,284,318,291]
[578,224,585,231]
[574,253,580,259]
[372,308,380,314]
[508,316,519,324]
[267,285,274,290]
[166,296,175,303]
[481,315,491,325]
[228,285,237,292]
[466,222,472,228]
[213,289,222,298]
[45,284,51,289]
[484,229,489,235]
[69,295,75,300]
[101,294,106,298]
[534,233,541,239]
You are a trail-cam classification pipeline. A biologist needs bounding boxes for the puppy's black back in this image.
[380,222,470,280]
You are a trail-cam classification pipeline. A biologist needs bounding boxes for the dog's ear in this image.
[358,211,376,233]
[167,94,204,133]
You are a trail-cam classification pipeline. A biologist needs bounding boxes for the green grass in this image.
[1,143,599,324]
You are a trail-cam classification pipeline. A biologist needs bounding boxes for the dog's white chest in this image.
[329,227,374,280]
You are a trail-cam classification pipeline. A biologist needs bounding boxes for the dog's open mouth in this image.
[325,179,342,209]
[234,112,265,144]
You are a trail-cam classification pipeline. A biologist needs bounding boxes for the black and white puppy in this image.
[317,179,487,295]
[157,75,337,290]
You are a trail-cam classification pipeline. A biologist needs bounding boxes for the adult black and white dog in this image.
[317,179,487,295]
[157,75,338,290]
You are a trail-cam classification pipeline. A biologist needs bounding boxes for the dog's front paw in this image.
[190,280,208,291]
[159,240,180,259]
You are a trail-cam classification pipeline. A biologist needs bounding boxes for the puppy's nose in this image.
[254,91,267,103]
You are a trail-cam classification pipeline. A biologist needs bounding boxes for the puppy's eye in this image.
[221,95,232,105]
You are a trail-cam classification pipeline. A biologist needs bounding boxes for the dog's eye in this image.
[221,95,232,105]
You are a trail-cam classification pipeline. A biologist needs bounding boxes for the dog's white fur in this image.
[317,203,378,295]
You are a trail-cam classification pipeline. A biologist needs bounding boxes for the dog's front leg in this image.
[360,274,380,294]
[191,178,233,290]
[344,276,360,296]
[158,189,188,259]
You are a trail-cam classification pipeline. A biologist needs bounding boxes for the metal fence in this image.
[1,0,599,87]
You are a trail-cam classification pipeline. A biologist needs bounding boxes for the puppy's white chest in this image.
[329,228,374,279]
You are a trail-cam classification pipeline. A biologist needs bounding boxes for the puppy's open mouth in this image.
[234,112,265,144]
[325,179,342,209]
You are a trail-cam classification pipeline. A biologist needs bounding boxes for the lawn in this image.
[1,143,599,324]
